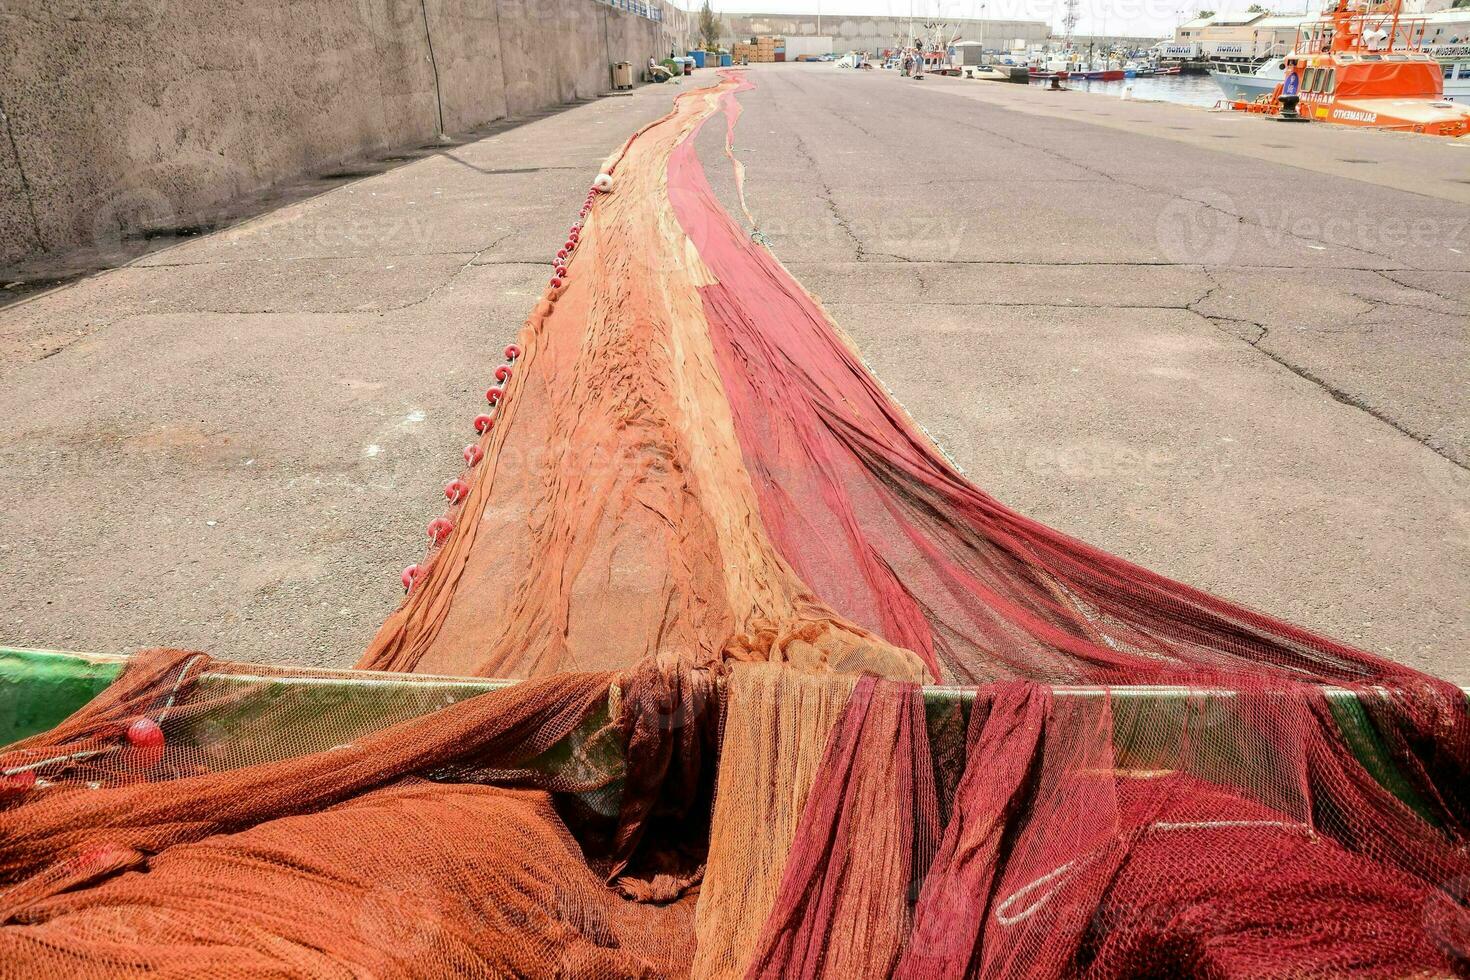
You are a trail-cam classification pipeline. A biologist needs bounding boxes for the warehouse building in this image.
[721,12,1053,54]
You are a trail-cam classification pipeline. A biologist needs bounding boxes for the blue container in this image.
[720,52,732,67]
[687,50,707,68]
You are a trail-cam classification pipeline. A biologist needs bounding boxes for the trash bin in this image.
[687,50,706,69]
[612,61,634,90]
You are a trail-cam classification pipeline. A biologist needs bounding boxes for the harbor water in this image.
[1031,73,1227,109]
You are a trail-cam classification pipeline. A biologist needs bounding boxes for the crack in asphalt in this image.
[925,110,1403,267]
[129,251,481,268]
[749,71,1466,474]
[1346,291,1463,320]
[1,229,531,372]
[1184,271,1465,471]
[790,131,869,261]
[1241,327,1466,472]
[779,69,1413,270]
[1373,269,1469,308]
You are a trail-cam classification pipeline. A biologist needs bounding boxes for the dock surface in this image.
[1,65,1465,680]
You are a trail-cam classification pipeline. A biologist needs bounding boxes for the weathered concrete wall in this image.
[0,0,674,268]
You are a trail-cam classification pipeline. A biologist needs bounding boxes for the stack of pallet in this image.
[731,36,786,64]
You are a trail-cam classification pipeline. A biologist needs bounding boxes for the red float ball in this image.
[556,249,567,260]
[0,769,36,794]
[564,240,576,253]
[494,365,512,383]
[473,413,494,435]
[463,443,484,466]
[504,344,521,360]
[485,386,504,405]
[427,517,454,544]
[401,564,420,590]
[126,717,165,749]
[550,277,563,289]
[444,478,470,503]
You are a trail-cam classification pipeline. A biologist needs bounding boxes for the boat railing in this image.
[4,646,1464,819]
[1294,10,1429,57]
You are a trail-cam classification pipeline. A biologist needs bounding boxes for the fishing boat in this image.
[1029,59,1128,81]
[0,646,1447,809]
[1216,51,1470,101]
[1227,0,1470,137]
[1212,56,1288,100]
[6,67,1470,974]
[962,63,1030,82]
[1124,62,1170,77]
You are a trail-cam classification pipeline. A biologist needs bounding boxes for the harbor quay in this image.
[2,62,1465,680]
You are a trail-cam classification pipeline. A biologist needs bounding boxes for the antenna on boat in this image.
[1062,0,1080,47]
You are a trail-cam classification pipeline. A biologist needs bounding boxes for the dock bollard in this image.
[1276,94,1310,122]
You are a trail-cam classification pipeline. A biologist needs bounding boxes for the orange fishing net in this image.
[2,72,1467,977]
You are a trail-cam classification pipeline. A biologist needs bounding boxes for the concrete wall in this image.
[0,0,680,268]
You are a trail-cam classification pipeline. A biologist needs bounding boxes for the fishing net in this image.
[3,71,1467,977]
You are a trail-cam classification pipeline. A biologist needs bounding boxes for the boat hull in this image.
[0,646,1458,815]
[1309,95,1470,135]
[1212,71,1280,102]
[964,65,1029,82]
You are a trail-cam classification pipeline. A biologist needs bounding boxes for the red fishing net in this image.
[2,71,1466,977]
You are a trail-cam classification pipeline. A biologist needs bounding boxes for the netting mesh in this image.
[3,71,1468,977]
[693,665,856,979]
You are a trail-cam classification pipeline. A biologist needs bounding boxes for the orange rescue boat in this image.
[1230,0,1470,137]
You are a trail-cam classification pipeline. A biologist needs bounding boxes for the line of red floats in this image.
[0,714,167,796]
[399,172,614,594]
[1,177,617,797]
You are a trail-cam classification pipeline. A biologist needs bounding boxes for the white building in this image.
[1162,4,1470,64]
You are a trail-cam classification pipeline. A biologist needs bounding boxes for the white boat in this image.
[961,64,1030,82]
[1210,57,1287,101]
[1213,53,1470,102]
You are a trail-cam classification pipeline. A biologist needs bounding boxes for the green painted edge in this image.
[0,648,125,746]
[2,647,1460,817]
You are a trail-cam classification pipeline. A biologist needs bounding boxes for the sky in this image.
[671,0,1314,39]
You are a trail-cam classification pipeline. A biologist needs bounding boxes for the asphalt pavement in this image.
[1,64,1465,681]
[701,65,1468,680]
